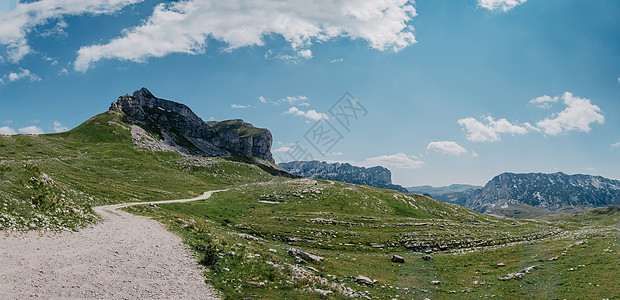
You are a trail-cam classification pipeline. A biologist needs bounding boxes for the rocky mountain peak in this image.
[109,88,274,162]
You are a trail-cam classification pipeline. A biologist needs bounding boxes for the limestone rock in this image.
[391,255,405,263]
[109,88,274,162]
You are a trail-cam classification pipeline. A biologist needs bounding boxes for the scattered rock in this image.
[499,273,524,281]
[422,255,432,261]
[431,281,441,285]
[237,233,261,241]
[497,263,506,267]
[288,247,324,263]
[355,275,376,286]
[391,255,405,263]
[268,248,277,253]
[548,256,558,261]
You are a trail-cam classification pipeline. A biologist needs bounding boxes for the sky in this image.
[0,0,619,186]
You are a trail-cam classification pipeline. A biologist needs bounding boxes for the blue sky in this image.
[0,0,618,186]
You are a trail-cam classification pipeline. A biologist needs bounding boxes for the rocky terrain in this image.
[279,161,408,193]
[434,172,620,214]
[111,88,274,162]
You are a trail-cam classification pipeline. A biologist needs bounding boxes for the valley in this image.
[0,90,618,299]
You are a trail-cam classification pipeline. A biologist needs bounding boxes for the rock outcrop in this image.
[278,161,409,193]
[433,172,620,213]
[109,88,274,162]
[466,172,620,211]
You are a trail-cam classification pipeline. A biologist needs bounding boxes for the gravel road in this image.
[0,191,223,299]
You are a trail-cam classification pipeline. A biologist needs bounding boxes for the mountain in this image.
[110,88,274,162]
[3,89,618,298]
[278,160,409,193]
[425,172,620,216]
[407,184,481,207]
[467,172,620,212]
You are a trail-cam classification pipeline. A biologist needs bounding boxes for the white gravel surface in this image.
[0,191,223,299]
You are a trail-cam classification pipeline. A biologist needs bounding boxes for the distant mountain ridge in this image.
[467,172,620,212]
[407,184,481,196]
[278,161,409,193]
[426,172,620,215]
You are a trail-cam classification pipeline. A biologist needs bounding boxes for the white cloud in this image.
[529,95,559,109]
[53,121,68,133]
[536,92,604,135]
[18,126,44,135]
[75,0,417,71]
[273,146,293,153]
[486,116,528,135]
[0,126,17,135]
[284,107,328,121]
[0,0,143,63]
[458,117,500,142]
[426,141,468,156]
[58,68,69,76]
[330,58,344,63]
[231,104,253,109]
[471,151,478,158]
[297,49,313,59]
[331,152,343,156]
[6,68,41,82]
[348,153,424,169]
[478,0,526,12]
[458,116,529,143]
[259,96,268,104]
[611,141,620,150]
[280,96,308,104]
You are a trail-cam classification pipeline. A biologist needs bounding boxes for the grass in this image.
[0,112,274,231]
[2,111,618,298]
[125,179,618,299]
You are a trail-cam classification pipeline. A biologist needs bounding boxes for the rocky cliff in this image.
[465,172,620,212]
[109,88,274,162]
[278,160,409,193]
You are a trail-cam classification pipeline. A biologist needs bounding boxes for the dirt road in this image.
[0,191,223,299]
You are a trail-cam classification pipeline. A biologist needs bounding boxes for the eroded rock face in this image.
[279,161,408,193]
[109,88,274,162]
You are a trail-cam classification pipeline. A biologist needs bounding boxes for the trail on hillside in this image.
[0,191,225,299]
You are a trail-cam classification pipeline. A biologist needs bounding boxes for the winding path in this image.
[0,191,224,299]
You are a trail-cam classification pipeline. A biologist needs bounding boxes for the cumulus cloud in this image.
[426,141,468,156]
[0,126,17,135]
[536,92,604,135]
[347,153,424,169]
[6,68,41,82]
[529,95,559,109]
[478,0,526,12]
[459,92,603,142]
[53,121,68,133]
[0,0,143,63]
[458,117,500,142]
[18,126,44,135]
[284,107,328,121]
[231,104,253,109]
[75,0,417,71]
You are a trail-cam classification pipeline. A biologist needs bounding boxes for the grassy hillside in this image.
[125,179,617,299]
[2,111,617,299]
[0,112,274,231]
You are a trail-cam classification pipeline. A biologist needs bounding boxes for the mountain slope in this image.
[0,90,279,231]
[468,172,620,211]
[111,88,274,162]
[279,160,409,193]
